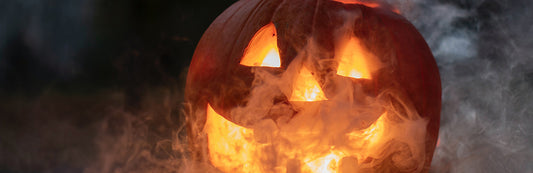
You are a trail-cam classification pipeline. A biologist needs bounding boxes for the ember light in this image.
[186,0,441,172]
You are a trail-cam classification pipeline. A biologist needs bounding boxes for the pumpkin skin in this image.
[185,0,441,172]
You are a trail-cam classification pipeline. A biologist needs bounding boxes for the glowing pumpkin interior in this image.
[186,0,441,172]
[201,23,428,172]
[240,22,281,68]
[205,104,399,173]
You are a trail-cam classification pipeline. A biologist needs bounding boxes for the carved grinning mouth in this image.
[186,0,441,172]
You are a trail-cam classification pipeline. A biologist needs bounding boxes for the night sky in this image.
[0,0,532,172]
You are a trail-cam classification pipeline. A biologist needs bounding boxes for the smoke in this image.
[213,52,431,171]
[0,0,210,172]
[189,2,439,172]
[1,0,532,172]
[0,0,92,82]
[386,0,533,172]
[188,0,533,172]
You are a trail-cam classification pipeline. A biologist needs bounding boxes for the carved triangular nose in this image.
[289,66,328,102]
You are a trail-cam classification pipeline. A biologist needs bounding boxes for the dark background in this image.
[0,0,237,172]
[0,0,531,172]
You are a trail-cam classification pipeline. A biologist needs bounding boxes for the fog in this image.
[389,0,533,172]
[0,0,532,172]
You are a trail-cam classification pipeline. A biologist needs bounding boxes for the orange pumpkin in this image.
[186,0,441,172]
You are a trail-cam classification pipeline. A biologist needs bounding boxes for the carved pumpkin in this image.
[185,0,441,172]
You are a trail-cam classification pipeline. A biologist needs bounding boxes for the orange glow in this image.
[205,103,391,172]
[347,112,387,146]
[289,66,328,102]
[204,104,260,173]
[333,0,380,8]
[305,151,344,173]
[344,112,389,162]
[333,0,401,14]
[240,22,281,68]
[336,37,372,79]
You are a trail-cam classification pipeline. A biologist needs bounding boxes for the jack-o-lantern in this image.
[185,0,441,172]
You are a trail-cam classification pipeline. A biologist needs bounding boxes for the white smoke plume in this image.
[387,0,533,172]
[186,0,533,172]
[187,1,438,172]
[0,0,531,172]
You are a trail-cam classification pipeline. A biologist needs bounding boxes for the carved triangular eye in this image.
[240,22,281,68]
[336,37,374,79]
